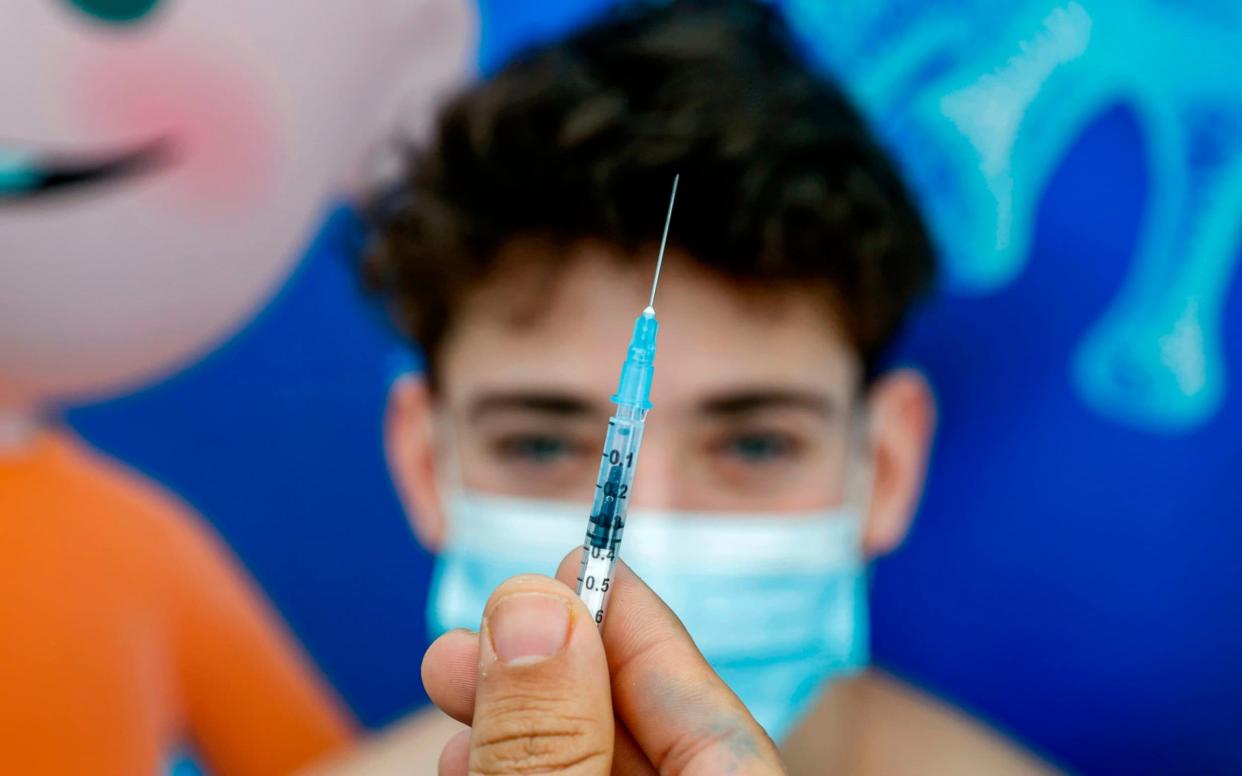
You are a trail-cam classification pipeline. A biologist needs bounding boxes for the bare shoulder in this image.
[782,670,1061,775]
[302,706,465,775]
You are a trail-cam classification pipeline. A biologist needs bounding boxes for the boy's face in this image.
[388,239,934,555]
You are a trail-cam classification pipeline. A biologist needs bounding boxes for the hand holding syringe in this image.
[576,174,678,627]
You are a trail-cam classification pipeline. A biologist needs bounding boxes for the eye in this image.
[63,0,165,25]
[718,432,800,463]
[495,433,582,466]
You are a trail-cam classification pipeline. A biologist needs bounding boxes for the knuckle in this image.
[471,700,609,775]
[658,716,781,776]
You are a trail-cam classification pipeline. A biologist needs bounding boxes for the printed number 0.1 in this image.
[608,450,637,467]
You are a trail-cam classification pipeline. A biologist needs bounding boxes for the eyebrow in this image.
[467,390,604,422]
[696,388,837,419]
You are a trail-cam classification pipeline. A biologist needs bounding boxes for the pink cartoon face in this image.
[0,0,474,410]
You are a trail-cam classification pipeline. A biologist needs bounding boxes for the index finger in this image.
[555,552,786,775]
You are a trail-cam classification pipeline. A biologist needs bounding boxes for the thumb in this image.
[465,574,613,776]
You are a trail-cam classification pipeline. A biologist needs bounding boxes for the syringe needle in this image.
[580,177,676,629]
[647,173,679,311]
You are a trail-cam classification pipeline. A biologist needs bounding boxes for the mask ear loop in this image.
[845,400,884,632]
[842,394,875,520]
[430,409,468,535]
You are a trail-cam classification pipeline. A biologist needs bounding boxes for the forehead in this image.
[438,241,860,410]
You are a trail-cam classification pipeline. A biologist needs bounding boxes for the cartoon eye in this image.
[63,0,164,25]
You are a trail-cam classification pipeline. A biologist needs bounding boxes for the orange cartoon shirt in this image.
[0,431,355,775]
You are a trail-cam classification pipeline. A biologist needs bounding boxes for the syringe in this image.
[576,174,679,627]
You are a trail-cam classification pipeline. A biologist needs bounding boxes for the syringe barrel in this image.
[584,403,647,552]
[580,308,659,627]
[577,546,617,627]
[578,402,647,626]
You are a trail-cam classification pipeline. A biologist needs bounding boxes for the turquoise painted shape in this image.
[780,0,1242,431]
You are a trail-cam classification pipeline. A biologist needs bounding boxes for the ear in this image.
[385,374,448,550]
[861,369,936,557]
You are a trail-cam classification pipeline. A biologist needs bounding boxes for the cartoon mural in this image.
[782,0,1242,431]
[0,0,473,771]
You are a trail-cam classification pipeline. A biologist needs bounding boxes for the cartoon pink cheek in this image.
[68,44,279,215]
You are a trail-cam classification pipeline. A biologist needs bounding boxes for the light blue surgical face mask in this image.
[428,489,869,742]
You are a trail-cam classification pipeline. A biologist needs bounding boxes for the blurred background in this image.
[5,0,1241,773]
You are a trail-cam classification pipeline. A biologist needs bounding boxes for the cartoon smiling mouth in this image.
[0,138,171,202]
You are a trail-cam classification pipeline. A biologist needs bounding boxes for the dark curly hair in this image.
[364,0,935,384]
